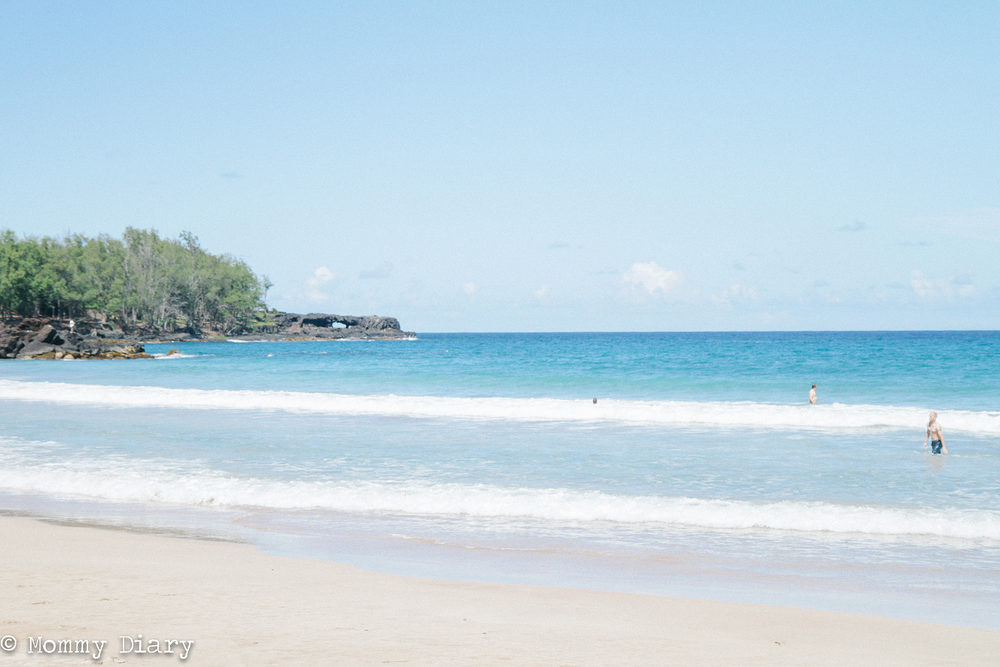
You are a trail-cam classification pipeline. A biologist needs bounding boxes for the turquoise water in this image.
[1,332,998,628]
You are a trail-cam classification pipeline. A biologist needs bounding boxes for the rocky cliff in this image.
[0,311,415,359]
[0,319,149,359]
[260,313,415,340]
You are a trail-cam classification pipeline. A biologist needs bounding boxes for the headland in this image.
[0,312,415,359]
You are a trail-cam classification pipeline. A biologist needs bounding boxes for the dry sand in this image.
[1,516,997,665]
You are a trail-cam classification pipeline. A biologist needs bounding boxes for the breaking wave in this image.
[0,456,996,542]
[1,379,998,433]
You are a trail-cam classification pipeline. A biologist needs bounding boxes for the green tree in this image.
[0,228,267,332]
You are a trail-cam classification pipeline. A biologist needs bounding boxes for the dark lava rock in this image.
[0,318,149,359]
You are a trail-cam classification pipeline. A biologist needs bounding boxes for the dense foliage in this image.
[0,228,271,334]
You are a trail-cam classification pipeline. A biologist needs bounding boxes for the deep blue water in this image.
[5,331,1000,407]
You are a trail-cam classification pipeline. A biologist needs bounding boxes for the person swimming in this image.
[924,411,948,454]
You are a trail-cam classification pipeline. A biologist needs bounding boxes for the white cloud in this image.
[463,281,478,296]
[305,266,336,302]
[713,283,757,305]
[533,285,551,302]
[623,261,683,297]
[909,271,933,298]
[910,270,976,300]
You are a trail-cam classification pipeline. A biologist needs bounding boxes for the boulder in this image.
[16,340,62,359]
[77,339,150,359]
[0,318,149,360]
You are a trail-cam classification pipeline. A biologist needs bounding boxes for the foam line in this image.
[1,379,998,433]
[0,460,995,542]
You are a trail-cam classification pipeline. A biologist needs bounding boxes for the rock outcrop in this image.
[251,313,415,340]
[0,310,415,358]
[0,319,149,359]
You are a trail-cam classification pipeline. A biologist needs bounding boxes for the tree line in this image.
[0,228,272,334]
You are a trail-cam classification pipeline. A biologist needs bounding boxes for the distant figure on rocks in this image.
[924,411,948,454]
[68,319,75,334]
[809,384,817,404]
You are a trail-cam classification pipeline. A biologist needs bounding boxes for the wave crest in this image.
[0,460,995,542]
[0,379,998,433]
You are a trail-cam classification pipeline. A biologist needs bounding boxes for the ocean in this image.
[1,331,998,629]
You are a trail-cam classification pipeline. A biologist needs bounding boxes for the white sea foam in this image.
[1,379,998,434]
[0,459,996,542]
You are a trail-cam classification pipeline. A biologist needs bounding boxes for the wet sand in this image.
[1,516,997,665]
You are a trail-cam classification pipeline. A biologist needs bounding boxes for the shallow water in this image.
[2,332,998,628]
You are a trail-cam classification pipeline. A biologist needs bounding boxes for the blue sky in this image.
[2,2,998,332]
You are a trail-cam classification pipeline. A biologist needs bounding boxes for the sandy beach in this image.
[0,516,996,665]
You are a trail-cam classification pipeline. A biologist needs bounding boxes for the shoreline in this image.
[2,516,998,665]
[0,313,416,360]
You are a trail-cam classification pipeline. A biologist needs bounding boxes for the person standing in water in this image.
[924,411,948,454]
[808,384,817,404]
